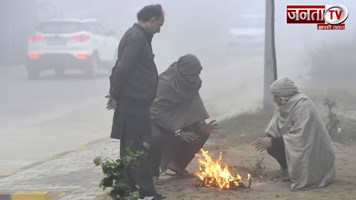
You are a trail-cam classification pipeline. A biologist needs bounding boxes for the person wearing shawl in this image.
[252,77,335,190]
[150,54,218,178]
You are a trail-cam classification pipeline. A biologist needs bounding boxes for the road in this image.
[0,67,113,175]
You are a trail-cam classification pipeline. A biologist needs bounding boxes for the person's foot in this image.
[280,168,290,182]
[282,177,291,182]
[167,161,186,175]
[280,168,288,177]
[181,170,195,177]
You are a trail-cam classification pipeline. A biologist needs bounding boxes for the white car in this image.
[226,15,265,56]
[26,18,118,79]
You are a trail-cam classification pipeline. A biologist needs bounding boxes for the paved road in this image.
[0,66,113,175]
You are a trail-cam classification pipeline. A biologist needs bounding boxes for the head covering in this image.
[177,54,202,76]
[174,54,203,91]
[270,77,299,98]
[151,54,208,131]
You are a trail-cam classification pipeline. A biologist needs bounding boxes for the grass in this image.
[218,109,273,146]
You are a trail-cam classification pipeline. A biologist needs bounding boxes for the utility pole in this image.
[263,0,278,111]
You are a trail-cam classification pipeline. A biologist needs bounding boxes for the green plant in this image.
[324,98,342,137]
[249,156,266,177]
[94,143,149,200]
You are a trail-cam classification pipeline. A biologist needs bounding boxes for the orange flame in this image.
[195,149,251,189]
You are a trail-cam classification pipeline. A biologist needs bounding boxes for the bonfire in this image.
[195,149,251,189]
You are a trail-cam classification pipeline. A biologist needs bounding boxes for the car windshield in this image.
[37,22,88,34]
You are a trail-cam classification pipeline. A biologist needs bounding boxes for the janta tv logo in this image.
[287,5,349,30]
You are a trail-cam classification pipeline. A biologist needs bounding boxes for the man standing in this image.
[107,4,164,200]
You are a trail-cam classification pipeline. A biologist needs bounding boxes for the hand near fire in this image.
[105,94,118,110]
[180,131,198,142]
[251,136,272,152]
[200,120,219,134]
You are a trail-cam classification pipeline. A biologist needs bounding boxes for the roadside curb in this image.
[0,192,48,200]
[0,138,108,178]
[0,191,69,200]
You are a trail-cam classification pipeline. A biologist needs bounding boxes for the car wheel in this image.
[86,54,98,78]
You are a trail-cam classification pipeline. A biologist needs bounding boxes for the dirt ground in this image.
[155,136,356,200]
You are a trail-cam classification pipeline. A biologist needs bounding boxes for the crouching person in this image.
[252,77,335,190]
[150,54,218,179]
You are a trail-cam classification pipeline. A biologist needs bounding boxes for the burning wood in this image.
[195,149,251,190]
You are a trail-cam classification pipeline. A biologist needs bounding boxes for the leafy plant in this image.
[249,156,266,177]
[94,143,149,200]
[324,98,342,137]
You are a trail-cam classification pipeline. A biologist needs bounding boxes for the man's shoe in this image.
[139,195,166,200]
[140,196,160,200]
[140,193,166,200]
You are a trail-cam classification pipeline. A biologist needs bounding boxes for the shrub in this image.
[94,143,149,200]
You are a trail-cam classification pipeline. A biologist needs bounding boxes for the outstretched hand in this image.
[251,137,272,152]
[180,131,198,143]
[105,94,118,110]
[200,120,219,134]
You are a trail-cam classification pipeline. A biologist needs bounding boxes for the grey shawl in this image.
[270,77,299,98]
[265,92,335,190]
[150,54,209,131]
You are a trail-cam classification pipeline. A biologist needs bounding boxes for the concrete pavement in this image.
[0,101,113,176]
[0,138,119,200]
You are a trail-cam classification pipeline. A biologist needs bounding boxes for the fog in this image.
[0,0,355,174]
[31,0,355,116]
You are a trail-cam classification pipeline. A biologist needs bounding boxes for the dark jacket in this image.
[110,23,158,140]
[110,23,158,103]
